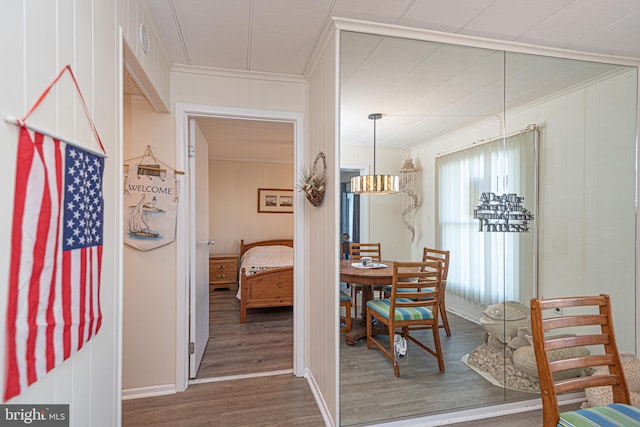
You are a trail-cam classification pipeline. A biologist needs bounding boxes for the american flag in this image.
[4,127,104,401]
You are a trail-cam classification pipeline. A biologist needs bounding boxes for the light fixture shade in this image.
[350,174,399,194]
[350,113,400,195]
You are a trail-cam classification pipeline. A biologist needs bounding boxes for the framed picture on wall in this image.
[258,188,294,213]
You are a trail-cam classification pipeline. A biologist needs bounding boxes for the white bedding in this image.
[236,245,293,300]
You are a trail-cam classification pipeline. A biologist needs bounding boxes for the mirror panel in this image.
[505,52,638,353]
[339,30,638,426]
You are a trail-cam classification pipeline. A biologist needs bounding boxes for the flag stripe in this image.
[5,128,35,400]
[62,251,72,360]
[95,245,103,332]
[45,134,63,372]
[77,248,87,349]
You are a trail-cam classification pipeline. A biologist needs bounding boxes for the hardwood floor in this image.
[122,374,324,426]
[339,312,536,426]
[195,286,293,379]
[122,291,566,426]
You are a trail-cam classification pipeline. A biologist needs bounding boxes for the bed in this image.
[237,239,294,323]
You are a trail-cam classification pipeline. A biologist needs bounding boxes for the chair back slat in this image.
[555,375,622,395]
[422,248,449,281]
[530,294,631,427]
[544,334,610,351]
[349,242,382,261]
[550,354,616,373]
[543,314,607,330]
[390,261,441,314]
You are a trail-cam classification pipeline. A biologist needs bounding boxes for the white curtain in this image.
[436,129,536,306]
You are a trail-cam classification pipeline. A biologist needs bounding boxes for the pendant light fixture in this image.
[350,113,399,195]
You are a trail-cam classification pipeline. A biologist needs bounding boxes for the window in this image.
[436,129,537,305]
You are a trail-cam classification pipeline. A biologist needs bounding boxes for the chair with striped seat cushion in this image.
[348,242,383,317]
[530,294,639,427]
[382,247,452,336]
[339,290,352,333]
[558,404,640,426]
[366,261,444,377]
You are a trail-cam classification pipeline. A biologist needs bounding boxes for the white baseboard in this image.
[305,369,334,427]
[121,384,176,400]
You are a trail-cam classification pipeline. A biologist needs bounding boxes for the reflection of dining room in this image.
[338,27,638,426]
[339,255,538,426]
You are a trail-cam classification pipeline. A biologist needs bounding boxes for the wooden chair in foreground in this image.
[530,294,640,426]
[423,248,451,336]
[366,261,444,377]
[348,242,382,315]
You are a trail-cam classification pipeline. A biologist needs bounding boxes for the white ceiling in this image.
[143,0,640,159]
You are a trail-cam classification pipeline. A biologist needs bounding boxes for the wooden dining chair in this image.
[366,261,444,377]
[382,247,452,337]
[348,242,382,316]
[423,248,451,337]
[340,290,352,332]
[530,294,640,426]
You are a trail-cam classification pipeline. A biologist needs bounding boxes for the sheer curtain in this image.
[436,129,536,306]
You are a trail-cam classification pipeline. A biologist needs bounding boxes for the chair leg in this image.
[389,327,400,377]
[440,304,451,337]
[366,307,372,349]
[345,302,352,332]
[340,301,352,333]
[350,284,359,318]
[440,286,451,337]
[432,321,445,372]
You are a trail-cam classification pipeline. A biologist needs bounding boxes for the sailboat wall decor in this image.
[123,165,179,251]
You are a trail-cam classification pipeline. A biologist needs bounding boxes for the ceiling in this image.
[143,0,640,159]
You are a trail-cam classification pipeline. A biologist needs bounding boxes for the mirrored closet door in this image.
[338,29,638,426]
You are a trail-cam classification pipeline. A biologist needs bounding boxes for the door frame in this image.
[174,103,306,391]
[340,165,369,243]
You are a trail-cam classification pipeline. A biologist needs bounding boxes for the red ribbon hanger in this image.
[9,64,107,158]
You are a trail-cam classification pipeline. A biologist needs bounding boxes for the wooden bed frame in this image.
[239,239,294,323]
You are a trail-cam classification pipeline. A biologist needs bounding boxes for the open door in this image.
[189,118,210,378]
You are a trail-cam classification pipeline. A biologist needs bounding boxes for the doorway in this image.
[340,169,361,248]
[190,116,295,381]
[174,104,306,391]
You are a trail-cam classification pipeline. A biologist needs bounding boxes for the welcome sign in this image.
[124,166,179,250]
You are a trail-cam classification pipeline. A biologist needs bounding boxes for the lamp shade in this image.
[350,174,399,194]
[350,113,400,195]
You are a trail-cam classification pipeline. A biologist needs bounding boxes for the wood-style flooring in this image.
[122,288,568,426]
[339,312,536,426]
[122,374,324,426]
[195,286,293,378]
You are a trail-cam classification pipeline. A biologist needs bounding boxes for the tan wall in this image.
[122,95,177,392]
[306,28,339,425]
[119,66,307,396]
[209,160,294,255]
[0,0,170,423]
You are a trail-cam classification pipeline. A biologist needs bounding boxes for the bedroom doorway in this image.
[192,117,294,381]
[174,104,306,391]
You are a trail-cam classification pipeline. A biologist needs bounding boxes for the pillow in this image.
[242,245,293,267]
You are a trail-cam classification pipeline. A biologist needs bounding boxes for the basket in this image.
[299,152,326,207]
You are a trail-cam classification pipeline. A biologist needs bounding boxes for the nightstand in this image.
[209,254,239,290]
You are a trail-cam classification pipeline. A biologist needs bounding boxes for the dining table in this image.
[340,259,395,345]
